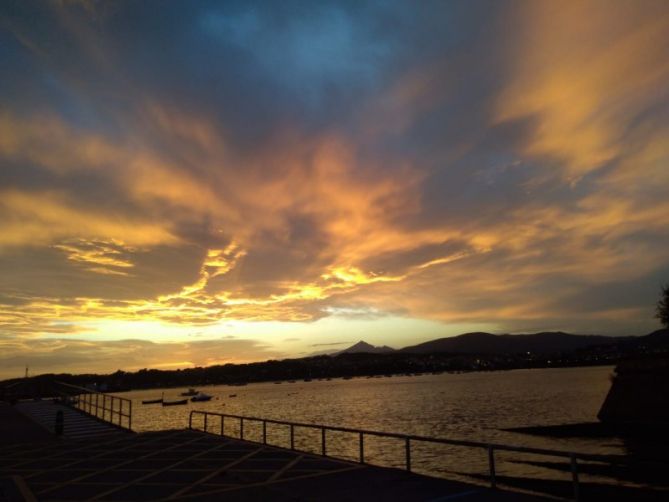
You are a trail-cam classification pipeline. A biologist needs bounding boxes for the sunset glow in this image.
[1,0,668,378]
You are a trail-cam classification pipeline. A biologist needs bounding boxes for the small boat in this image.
[190,393,213,402]
[228,393,237,398]
[162,399,188,406]
[142,398,163,405]
[142,392,164,405]
[180,388,198,396]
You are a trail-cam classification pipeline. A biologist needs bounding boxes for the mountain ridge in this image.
[399,331,637,354]
[333,331,650,356]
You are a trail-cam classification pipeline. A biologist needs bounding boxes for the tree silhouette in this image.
[657,283,669,328]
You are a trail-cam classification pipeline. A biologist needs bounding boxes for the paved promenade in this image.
[0,423,546,501]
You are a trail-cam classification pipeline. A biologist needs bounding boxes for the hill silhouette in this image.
[3,330,668,394]
[399,331,634,354]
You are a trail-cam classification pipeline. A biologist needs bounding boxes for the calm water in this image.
[116,366,623,488]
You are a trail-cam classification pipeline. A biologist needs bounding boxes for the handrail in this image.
[188,410,668,501]
[55,381,132,431]
[189,410,610,460]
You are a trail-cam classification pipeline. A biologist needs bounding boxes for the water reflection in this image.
[115,366,663,497]
[121,366,620,447]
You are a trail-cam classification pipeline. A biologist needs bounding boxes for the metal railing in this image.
[55,381,132,431]
[188,411,643,501]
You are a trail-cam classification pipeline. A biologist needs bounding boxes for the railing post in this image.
[405,438,411,471]
[571,454,579,501]
[321,428,326,456]
[102,395,107,421]
[488,445,496,489]
[204,413,208,432]
[188,411,193,429]
[263,421,267,444]
[221,415,225,436]
[118,398,122,426]
[128,400,132,431]
[240,417,244,440]
[359,432,364,464]
[290,424,295,450]
[95,393,99,417]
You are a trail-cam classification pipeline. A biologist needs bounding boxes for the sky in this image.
[1,0,668,379]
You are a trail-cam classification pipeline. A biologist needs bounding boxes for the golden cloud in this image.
[495,1,669,181]
[53,239,136,275]
[0,189,177,247]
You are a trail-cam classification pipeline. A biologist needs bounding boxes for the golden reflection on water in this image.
[118,366,621,483]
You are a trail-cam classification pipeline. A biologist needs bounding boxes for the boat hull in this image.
[162,399,188,406]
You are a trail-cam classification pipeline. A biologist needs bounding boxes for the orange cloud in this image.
[495,0,669,181]
[0,189,177,247]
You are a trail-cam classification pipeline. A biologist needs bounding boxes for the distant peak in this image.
[351,341,373,348]
[337,341,395,355]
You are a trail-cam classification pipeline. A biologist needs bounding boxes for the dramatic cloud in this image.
[1,0,668,378]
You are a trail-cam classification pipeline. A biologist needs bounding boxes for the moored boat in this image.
[162,399,188,406]
[142,398,163,405]
[190,393,212,402]
[142,392,164,405]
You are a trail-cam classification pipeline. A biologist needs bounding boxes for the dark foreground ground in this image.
[2,403,667,501]
[0,402,543,501]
